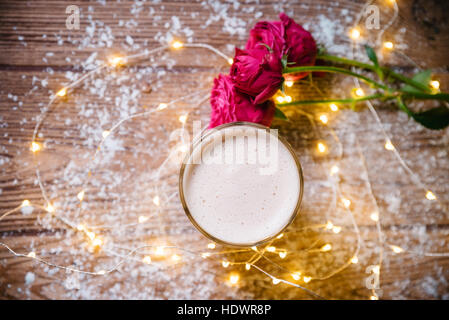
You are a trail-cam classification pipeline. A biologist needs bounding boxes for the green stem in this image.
[283,66,390,91]
[276,93,388,107]
[402,92,449,101]
[317,54,431,93]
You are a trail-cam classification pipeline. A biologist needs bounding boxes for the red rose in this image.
[280,13,317,81]
[230,48,283,105]
[245,20,284,55]
[209,74,275,129]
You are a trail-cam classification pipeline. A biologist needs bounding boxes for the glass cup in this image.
[179,122,304,247]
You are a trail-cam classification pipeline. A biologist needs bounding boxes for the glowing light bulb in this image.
[276,96,285,103]
[142,256,152,264]
[429,80,440,90]
[342,198,351,209]
[272,278,281,285]
[86,231,95,240]
[102,130,110,139]
[390,245,403,253]
[317,142,327,153]
[171,254,181,262]
[350,28,361,40]
[227,58,234,65]
[179,114,188,124]
[330,165,339,176]
[77,224,85,231]
[372,266,380,274]
[77,190,85,201]
[229,273,239,285]
[285,80,294,87]
[370,295,379,300]
[92,238,103,247]
[332,226,342,234]
[97,270,106,275]
[207,243,216,249]
[157,103,168,110]
[351,256,359,264]
[251,246,258,251]
[284,96,292,103]
[279,251,287,259]
[425,191,436,201]
[201,252,210,258]
[354,88,365,97]
[330,103,339,112]
[30,141,41,153]
[325,221,334,229]
[21,200,31,207]
[153,195,160,206]
[155,246,165,256]
[319,114,329,124]
[303,276,312,283]
[56,88,67,97]
[108,56,125,67]
[138,215,149,223]
[383,41,394,50]
[320,244,332,252]
[45,203,55,213]
[276,233,284,239]
[266,246,276,252]
[222,261,230,268]
[27,251,36,258]
[370,212,379,222]
[171,41,183,49]
[384,140,395,151]
[292,273,301,281]
[245,263,251,270]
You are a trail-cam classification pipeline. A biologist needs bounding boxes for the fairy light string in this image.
[1,1,447,300]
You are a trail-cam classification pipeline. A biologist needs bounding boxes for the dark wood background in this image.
[0,0,448,300]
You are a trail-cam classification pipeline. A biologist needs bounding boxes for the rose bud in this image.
[230,48,283,105]
[245,19,285,56]
[209,74,276,129]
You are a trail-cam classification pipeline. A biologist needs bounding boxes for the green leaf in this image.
[402,70,431,94]
[274,106,288,120]
[397,97,449,130]
[364,45,383,80]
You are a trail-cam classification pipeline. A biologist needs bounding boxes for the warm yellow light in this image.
[222,261,230,268]
[153,195,160,206]
[251,246,258,251]
[276,96,285,103]
[56,87,67,97]
[303,276,312,283]
[272,278,281,285]
[207,243,216,249]
[138,215,149,223]
[77,190,85,201]
[319,114,329,124]
[21,200,31,207]
[350,256,359,264]
[276,233,284,239]
[330,103,339,112]
[342,198,351,209]
[77,224,85,231]
[92,238,103,247]
[266,246,276,252]
[108,56,125,67]
[157,103,168,110]
[292,273,301,281]
[285,80,294,87]
[179,114,188,124]
[45,203,55,213]
[229,273,239,285]
[320,244,332,252]
[384,140,395,151]
[370,212,379,222]
[142,255,152,264]
[372,265,380,274]
[425,191,436,200]
[354,88,365,97]
[370,295,379,300]
[86,231,96,240]
[284,96,292,103]
[429,80,440,90]
[383,41,394,50]
[171,254,181,262]
[227,58,234,65]
[201,252,210,258]
[330,165,339,175]
[279,251,287,259]
[245,263,251,270]
[390,245,403,253]
[97,270,106,275]
[179,145,188,153]
[102,130,110,139]
[27,251,36,258]
[325,221,334,229]
[172,41,183,49]
[332,226,342,234]
[350,28,361,40]
[30,141,41,153]
[317,142,327,153]
[155,246,165,256]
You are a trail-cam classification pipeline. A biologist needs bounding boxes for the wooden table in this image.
[0,0,448,300]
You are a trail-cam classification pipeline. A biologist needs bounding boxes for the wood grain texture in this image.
[0,0,448,300]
